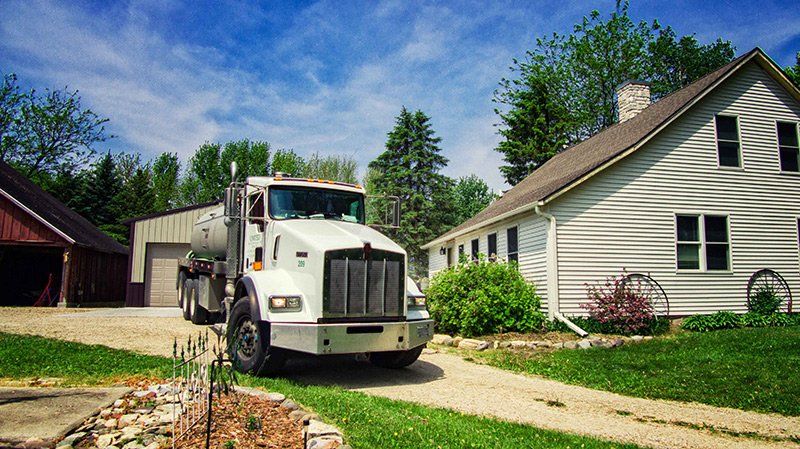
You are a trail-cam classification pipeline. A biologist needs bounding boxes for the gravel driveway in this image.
[2,307,798,449]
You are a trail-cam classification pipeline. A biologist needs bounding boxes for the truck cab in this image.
[179,173,433,375]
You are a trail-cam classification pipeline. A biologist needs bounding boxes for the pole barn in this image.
[0,161,127,307]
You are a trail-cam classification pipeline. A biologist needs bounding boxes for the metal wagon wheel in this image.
[747,269,792,313]
[622,273,670,318]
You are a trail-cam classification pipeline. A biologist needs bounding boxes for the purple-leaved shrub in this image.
[581,272,656,334]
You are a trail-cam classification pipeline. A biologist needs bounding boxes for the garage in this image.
[144,243,190,307]
[125,201,220,307]
[0,161,128,307]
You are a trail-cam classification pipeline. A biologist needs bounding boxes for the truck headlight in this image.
[407,295,426,308]
[269,296,302,310]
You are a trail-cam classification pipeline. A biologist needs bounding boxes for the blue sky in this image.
[1,1,798,190]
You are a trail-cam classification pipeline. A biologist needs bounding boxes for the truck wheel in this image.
[182,278,194,321]
[177,271,187,309]
[369,345,425,369]
[226,299,286,376]
[189,281,209,325]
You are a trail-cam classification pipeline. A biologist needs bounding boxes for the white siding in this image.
[549,62,800,316]
[426,212,550,309]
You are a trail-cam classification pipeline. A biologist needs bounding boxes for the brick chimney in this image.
[616,81,651,122]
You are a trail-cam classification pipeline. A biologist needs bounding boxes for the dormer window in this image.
[715,115,741,168]
[777,121,799,172]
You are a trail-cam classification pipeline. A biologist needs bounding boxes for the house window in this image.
[446,247,453,267]
[458,244,464,261]
[487,233,497,261]
[715,115,741,167]
[777,121,799,172]
[507,226,518,264]
[471,238,479,261]
[676,214,730,271]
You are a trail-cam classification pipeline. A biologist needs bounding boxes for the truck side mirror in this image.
[366,195,401,229]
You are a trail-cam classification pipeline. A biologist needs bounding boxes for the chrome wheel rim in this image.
[237,319,258,359]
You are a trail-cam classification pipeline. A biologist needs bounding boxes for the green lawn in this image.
[472,326,800,416]
[0,332,640,449]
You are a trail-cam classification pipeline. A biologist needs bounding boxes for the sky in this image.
[1,0,798,191]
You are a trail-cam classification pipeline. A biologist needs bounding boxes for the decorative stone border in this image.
[432,334,653,352]
[55,384,350,449]
[234,386,352,449]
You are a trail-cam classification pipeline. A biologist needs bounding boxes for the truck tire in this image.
[226,299,286,376]
[177,271,187,309]
[369,345,425,369]
[182,278,194,321]
[189,281,209,325]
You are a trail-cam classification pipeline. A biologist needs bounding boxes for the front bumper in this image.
[269,319,434,355]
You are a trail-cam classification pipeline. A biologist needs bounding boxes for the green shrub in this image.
[681,311,741,332]
[740,312,770,328]
[427,257,545,337]
[748,287,783,315]
[546,316,669,336]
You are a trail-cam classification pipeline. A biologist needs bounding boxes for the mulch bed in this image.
[175,392,304,449]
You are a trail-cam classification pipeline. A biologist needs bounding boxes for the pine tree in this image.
[77,152,121,227]
[369,107,453,278]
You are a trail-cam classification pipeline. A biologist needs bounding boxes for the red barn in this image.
[0,161,128,307]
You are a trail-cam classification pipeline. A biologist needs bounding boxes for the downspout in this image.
[534,204,588,337]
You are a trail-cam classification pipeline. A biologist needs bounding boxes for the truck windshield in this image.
[268,186,365,224]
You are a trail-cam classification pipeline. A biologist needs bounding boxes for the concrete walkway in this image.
[57,307,182,318]
[0,387,129,448]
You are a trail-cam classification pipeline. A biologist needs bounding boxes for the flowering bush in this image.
[427,255,545,337]
[580,272,656,335]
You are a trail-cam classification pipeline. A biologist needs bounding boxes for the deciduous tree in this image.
[151,152,181,211]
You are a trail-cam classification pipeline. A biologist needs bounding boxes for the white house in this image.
[423,48,800,319]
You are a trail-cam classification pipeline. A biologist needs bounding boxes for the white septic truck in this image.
[177,164,433,375]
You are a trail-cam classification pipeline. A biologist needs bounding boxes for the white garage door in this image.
[145,243,190,307]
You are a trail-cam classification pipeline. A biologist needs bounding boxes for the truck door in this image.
[243,189,267,273]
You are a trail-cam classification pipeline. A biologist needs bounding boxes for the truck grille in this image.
[323,248,405,321]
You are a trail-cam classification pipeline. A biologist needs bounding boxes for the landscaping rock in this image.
[497,341,512,349]
[551,342,564,349]
[306,419,342,439]
[510,340,528,349]
[452,336,463,347]
[432,334,454,346]
[611,338,625,348]
[268,392,286,403]
[280,399,299,411]
[643,336,653,340]
[118,414,139,427]
[307,436,344,449]
[563,341,579,349]
[577,340,592,349]
[458,338,490,351]
[631,335,644,342]
[96,433,115,447]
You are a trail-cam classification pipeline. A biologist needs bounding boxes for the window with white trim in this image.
[487,233,498,261]
[777,121,799,172]
[676,214,730,271]
[507,226,519,264]
[471,238,479,261]
[715,115,741,168]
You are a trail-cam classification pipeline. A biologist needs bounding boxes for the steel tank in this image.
[190,206,228,259]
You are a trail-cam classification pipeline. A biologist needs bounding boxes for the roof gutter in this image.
[533,203,588,337]
[422,202,538,249]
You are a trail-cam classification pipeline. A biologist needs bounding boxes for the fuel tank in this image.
[190,206,228,259]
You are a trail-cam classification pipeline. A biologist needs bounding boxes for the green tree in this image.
[151,152,181,211]
[450,175,496,224]
[494,1,735,185]
[647,27,735,98]
[270,148,306,176]
[786,52,800,87]
[369,107,453,278]
[180,139,272,205]
[0,73,23,154]
[1,83,110,182]
[302,152,358,183]
[76,152,122,230]
[220,139,270,180]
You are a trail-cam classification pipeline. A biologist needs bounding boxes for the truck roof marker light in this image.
[355,184,362,189]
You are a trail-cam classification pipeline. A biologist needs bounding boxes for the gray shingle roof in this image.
[425,48,768,248]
